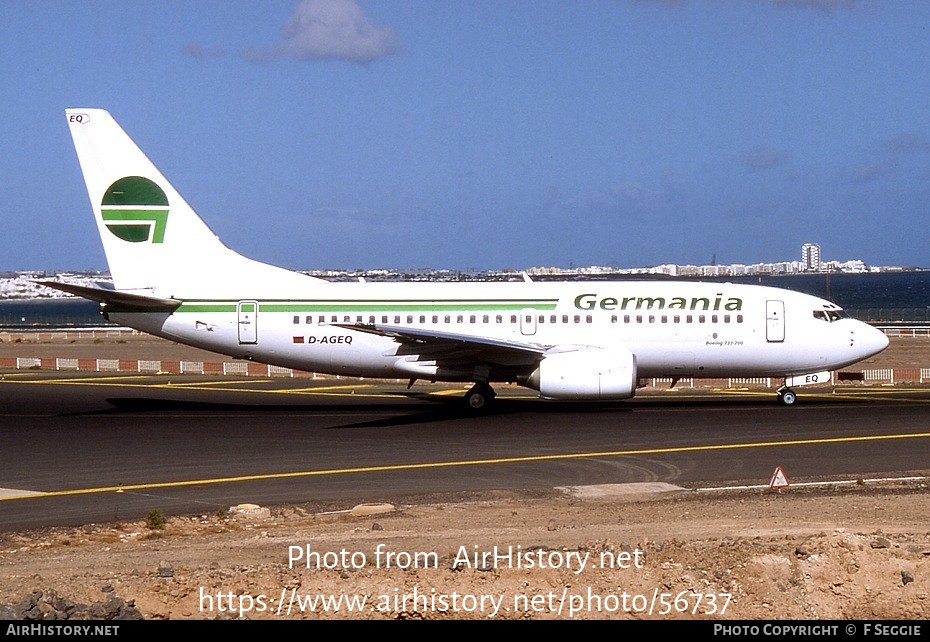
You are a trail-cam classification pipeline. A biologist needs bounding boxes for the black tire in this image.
[779,389,797,406]
[465,385,495,412]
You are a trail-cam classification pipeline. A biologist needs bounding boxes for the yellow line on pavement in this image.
[5,430,929,502]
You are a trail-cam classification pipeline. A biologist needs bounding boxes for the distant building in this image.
[802,243,821,272]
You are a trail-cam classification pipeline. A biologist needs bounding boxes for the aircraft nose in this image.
[856,322,889,358]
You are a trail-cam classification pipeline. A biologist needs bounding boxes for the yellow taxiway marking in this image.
[721,388,930,403]
[3,374,159,383]
[267,384,376,394]
[159,379,273,387]
[4,430,930,502]
[1,376,468,401]
[0,376,379,395]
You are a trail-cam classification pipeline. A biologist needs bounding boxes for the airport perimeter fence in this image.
[849,308,930,324]
[4,355,929,387]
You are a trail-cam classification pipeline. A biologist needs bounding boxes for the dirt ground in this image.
[1,483,929,620]
[0,331,929,620]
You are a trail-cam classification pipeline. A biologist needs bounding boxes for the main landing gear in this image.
[464,382,496,411]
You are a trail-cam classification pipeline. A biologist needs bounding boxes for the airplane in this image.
[45,108,889,411]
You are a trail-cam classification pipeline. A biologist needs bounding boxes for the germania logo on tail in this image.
[46,108,889,411]
[101,177,169,243]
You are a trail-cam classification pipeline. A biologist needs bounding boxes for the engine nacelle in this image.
[525,347,638,400]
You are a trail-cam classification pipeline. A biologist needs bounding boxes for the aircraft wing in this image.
[36,281,182,312]
[332,323,548,357]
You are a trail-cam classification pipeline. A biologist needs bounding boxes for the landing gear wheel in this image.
[778,389,797,406]
[464,384,496,412]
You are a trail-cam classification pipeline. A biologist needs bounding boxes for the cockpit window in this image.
[813,308,849,322]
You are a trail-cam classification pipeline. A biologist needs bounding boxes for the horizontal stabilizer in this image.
[36,281,182,312]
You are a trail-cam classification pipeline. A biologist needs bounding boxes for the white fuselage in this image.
[110,279,888,385]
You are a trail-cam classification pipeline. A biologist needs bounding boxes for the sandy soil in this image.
[1,482,929,620]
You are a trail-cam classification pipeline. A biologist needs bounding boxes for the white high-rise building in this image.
[801,243,821,271]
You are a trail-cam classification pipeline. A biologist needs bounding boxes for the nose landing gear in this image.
[776,388,797,406]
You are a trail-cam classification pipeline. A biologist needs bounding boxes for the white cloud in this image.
[279,0,399,64]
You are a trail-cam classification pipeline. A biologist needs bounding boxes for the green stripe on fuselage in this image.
[175,299,558,314]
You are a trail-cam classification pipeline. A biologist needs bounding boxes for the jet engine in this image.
[524,346,637,400]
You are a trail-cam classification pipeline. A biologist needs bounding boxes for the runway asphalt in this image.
[1,369,929,530]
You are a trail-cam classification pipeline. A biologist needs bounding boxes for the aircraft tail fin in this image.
[65,109,322,299]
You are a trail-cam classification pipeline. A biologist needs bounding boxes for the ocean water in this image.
[1,271,928,328]
[709,271,930,309]
[706,271,930,322]
[0,298,108,329]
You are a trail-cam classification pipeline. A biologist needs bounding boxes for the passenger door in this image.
[766,300,785,343]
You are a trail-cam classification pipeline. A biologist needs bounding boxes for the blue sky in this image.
[2,0,928,272]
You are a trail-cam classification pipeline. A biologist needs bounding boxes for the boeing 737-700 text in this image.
[45,109,889,410]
